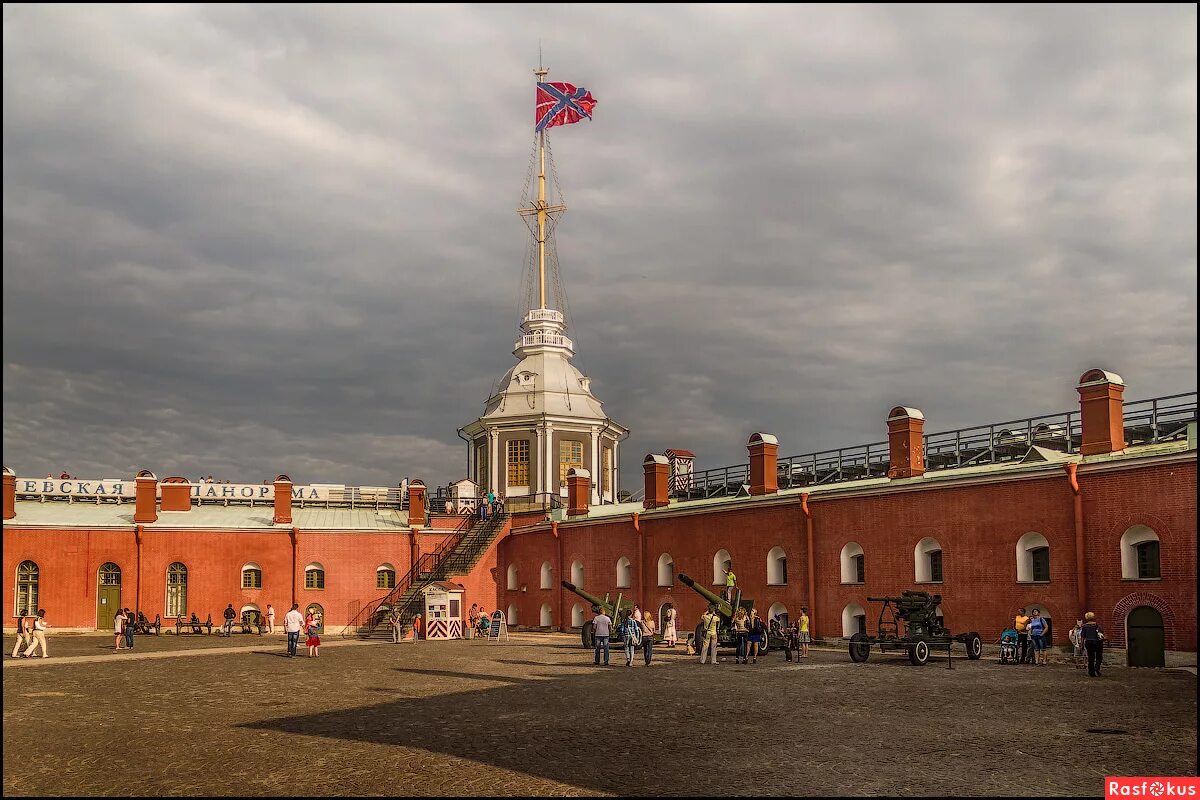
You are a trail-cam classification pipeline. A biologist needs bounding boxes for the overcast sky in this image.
[3,4,1196,489]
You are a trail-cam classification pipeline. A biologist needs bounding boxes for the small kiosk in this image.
[448,478,478,515]
[421,581,466,640]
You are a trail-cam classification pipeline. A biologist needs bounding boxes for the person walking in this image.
[747,608,765,664]
[305,610,321,658]
[639,611,656,666]
[663,605,677,648]
[798,607,811,659]
[266,604,276,635]
[222,604,236,637]
[1027,609,1048,665]
[731,607,750,664]
[24,610,49,658]
[284,603,304,657]
[592,605,612,666]
[390,608,403,644]
[632,604,643,622]
[11,610,30,658]
[1014,607,1031,664]
[467,604,479,640]
[620,609,641,667]
[1069,619,1085,668]
[123,608,135,650]
[113,607,127,651]
[412,613,423,641]
[699,604,721,665]
[1081,611,1105,677]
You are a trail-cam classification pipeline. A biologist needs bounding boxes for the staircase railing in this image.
[338,512,507,638]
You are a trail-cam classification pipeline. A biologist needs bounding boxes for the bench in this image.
[132,614,162,636]
[217,613,267,636]
[173,615,214,635]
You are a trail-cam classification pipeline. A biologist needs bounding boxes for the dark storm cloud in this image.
[3,4,1195,487]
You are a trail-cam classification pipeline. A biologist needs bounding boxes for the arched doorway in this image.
[1126,606,1165,667]
[305,603,325,635]
[97,562,122,630]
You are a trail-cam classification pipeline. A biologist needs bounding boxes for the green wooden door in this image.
[97,584,121,630]
[1127,606,1165,668]
[97,562,122,631]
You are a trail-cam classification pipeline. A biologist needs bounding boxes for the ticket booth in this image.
[449,478,478,514]
[422,582,465,640]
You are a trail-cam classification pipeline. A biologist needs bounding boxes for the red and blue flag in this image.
[535,82,596,132]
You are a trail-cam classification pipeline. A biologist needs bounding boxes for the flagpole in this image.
[534,64,549,310]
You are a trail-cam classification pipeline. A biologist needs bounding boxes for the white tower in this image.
[459,63,627,507]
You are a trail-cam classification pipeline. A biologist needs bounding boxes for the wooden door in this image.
[97,562,122,630]
[1127,606,1165,667]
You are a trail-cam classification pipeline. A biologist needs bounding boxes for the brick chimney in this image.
[887,407,926,479]
[1077,369,1126,455]
[567,468,590,516]
[160,476,192,512]
[3,466,14,521]
[748,432,779,495]
[643,454,669,510]
[273,474,293,525]
[407,480,426,528]
[133,470,158,523]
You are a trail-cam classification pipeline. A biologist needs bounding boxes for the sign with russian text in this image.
[14,478,330,501]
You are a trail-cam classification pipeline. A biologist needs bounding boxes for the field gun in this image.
[677,573,787,655]
[849,590,983,666]
[560,580,633,648]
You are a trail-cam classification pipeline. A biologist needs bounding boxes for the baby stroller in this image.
[999,628,1019,664]
[476,616,491,639]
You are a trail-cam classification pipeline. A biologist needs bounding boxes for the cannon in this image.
[847,591,983,666]
[560,580,634,648]
[677,573,787,655]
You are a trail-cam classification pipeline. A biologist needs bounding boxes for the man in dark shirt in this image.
[1081,612,1105,677]
[222,604,236,636]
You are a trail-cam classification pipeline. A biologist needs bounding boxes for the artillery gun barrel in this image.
[560,581,612,613]
[677,573,734,619]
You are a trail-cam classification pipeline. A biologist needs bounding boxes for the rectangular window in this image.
[929,551,943,583]
[377,570,396,589]
[305,570,325,590]
[1031,548,1050,583]
[449,598,460,619]
[854,554,865,584]
[242,569,262,589]
[166,584,187,617]
[477,445,488,487]
[603,446,613,498]
[507,439,529,486]
[1136,541,1160,579]
[559,440,584,487]
[16,585,38,617]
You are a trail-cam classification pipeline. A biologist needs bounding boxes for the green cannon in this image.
[848,591,983,666]
[677,573,787,654]
[560,580,633,649]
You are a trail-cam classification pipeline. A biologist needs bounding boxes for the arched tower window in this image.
[166,562,188,617]
[15,560,39,617]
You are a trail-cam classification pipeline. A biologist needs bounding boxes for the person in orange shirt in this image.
[1014,608,1031,664]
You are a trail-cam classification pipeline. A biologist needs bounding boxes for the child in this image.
[1069,619,1085,668]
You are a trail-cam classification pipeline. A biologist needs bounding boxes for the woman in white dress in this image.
[663,605,678,648]
[113,608,126,651]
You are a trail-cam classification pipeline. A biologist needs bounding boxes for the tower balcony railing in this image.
[515,332,574,350]
[524,309,565,324]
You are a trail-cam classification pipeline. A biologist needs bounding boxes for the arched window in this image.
[767,547,787,585]
[99,562,121,586]
[305,603,324,634]
[842,603,867,638]
[166,562,188,617]
[713,549,732,586]
[657,553,674,587]
[15,560,39,616]
[507,564,519,591]
[840,542,865,584]
[570,560,584,586]
[914,538,943,583]
[767,602,789,628]
[377,564,396,590]
[540,561,553,590]
[1015,533,1051,583]
[242,562,263,589]
[304,562,325,590]
[540,603,553,627]
[616,557,633,588]
[506,604,518,627]
[571,603,585,627]
[1120,525,1161,580]
[240,603,261,625]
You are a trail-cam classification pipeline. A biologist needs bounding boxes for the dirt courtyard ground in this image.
[3,632,1196,796]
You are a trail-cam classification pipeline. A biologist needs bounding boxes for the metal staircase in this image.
[339,512,508,639]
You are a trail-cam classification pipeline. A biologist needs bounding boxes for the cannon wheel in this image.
[849,633,872,663]
[965,631,983,660]
[908,639,930,666]
[581,621,595,649]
